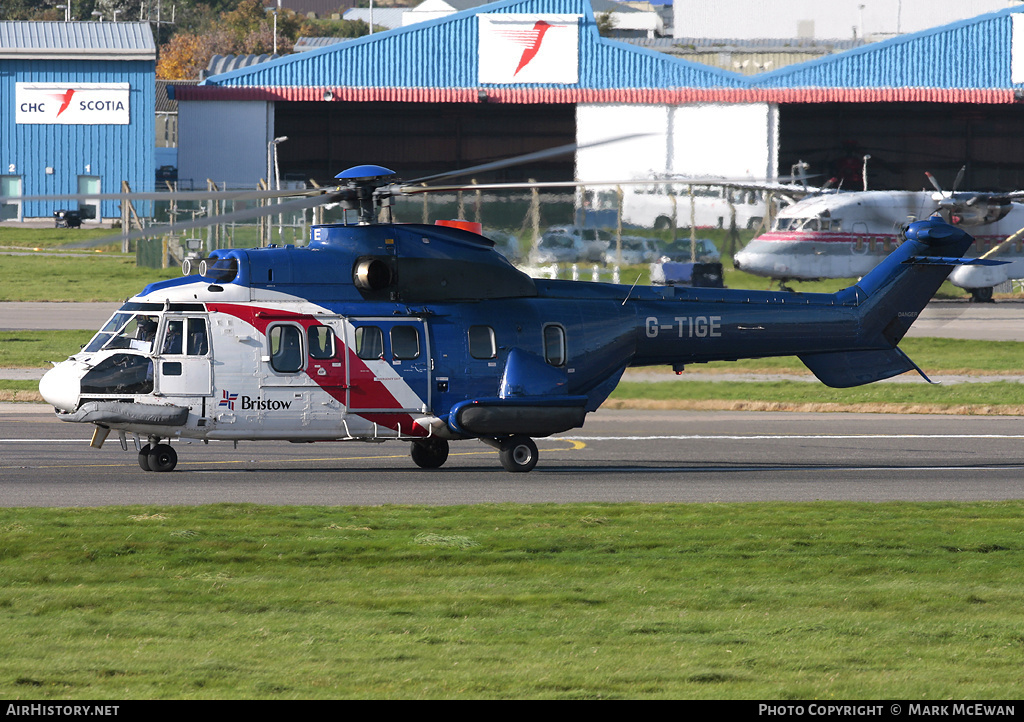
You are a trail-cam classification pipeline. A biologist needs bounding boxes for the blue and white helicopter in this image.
[35,159,994,473]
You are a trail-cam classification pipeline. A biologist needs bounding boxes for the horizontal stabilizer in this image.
[798,347,922,388]
[903,256,1008,266]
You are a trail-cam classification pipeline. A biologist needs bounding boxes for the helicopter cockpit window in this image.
[391,326,420,360]
[308,326,335,360]
[543,325,566,367]
[468,325,496,360]
[269,324,304,373]
[84,313,160,353]
[355,326,384,360]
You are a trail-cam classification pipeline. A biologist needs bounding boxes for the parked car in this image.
[534,225,611,263]
[658,237,721,264]
[603,236,660,265]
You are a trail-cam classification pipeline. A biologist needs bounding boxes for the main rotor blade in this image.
[401,133,651,186]
[63,193,334,248]
[399,177,823,194]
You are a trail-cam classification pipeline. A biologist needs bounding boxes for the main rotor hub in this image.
[333,165,397,224]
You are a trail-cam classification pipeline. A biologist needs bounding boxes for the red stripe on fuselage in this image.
[755,231,1000,247]
[207,303,427,436]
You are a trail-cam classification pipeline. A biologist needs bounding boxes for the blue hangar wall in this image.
[0,21,156,221]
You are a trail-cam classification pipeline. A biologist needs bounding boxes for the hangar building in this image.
[173,0,1024,195]
[0,21,156,222]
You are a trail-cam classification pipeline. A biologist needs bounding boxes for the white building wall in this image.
[177,100,272,189]
[673,0,1015,40]
[575,102,776,181]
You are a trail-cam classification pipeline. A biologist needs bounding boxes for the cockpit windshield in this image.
[84,313,159,353]
[773,215,841,232]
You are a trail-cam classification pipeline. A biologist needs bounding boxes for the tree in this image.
[155,1,372,79]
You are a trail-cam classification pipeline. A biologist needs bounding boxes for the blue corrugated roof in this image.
[201,0,745,91]
[0,21,155,58]
[191,1,1024,99]
[751,6,1021,89]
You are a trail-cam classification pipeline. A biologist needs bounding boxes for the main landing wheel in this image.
[147,443,178,473]
[498,435,538,473]
[411,438,449,469]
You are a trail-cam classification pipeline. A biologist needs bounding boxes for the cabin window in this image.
[160,318,208,356]
[269,324,304,373]
[308,326,335,359]
[391,326,420,360]
[468,325,496,359]
[543,325,566,367]
[355,326,384,360]
[187,318,209,355]
[162,320,184,355]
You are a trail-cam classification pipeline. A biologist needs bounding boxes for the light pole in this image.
[56,4,70,22]
[267,136,288,244]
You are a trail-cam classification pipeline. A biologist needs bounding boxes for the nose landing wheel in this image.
[410,437,450,469]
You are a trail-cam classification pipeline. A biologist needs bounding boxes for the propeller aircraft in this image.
[733,172,1024,301]
[22,155,998,473]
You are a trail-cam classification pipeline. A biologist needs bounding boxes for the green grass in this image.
[609,379,1024,410]
[0,502,1022,699]
[0,255,179,302]
[0,227,119,250]
[0,330,94,367]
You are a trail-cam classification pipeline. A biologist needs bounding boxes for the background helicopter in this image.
[733,167,1024,301]
[20,146,997,473]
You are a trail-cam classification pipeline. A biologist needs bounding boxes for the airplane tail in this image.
[798,219,978,388]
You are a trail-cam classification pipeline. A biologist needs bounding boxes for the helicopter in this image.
[733,170,1024,301]
[30,156,996,474]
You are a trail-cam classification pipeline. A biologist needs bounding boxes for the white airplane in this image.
[733,180,1024,302]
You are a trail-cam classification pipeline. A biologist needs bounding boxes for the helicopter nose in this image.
[39,361,82,412]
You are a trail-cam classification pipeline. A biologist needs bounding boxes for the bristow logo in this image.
[240,396,292,411]
[218,391,293,411]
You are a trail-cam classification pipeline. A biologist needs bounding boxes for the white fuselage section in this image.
[733,191,1024,289]
[38,280,443,446]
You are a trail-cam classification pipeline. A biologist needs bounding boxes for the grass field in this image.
[1,502,1022,700]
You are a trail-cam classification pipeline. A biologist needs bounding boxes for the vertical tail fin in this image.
[798,218,974,387]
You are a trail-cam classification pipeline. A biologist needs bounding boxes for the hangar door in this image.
[274,101,576,186]
[778,103,1024,192]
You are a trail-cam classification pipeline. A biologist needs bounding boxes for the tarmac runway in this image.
[3,405,1023,506]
